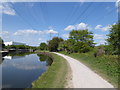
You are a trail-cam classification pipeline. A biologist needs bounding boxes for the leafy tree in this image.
[48,37,63,52]
[73,41,92,53]
[69,30,94,47]
[8,45,16,49]
[60,30,94,53]
[58,30,94,53]
[16,45,26,49]
[58,39,75,53]
[106,22,120,55]
[5,45,37,50]
[39,43,48,50]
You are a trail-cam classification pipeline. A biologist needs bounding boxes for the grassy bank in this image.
[60,51,119,88]
[32,53,69,88]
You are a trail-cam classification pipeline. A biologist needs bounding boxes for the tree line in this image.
[39,22,119,56]
[1,21,119,56]
[0,38,37,51]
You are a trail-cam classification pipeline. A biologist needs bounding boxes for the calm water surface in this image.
[1,53,52,88]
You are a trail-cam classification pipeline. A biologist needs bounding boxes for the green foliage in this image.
[73,41,92,53]
[6,45,16,49]
[58,39,75,53]
[106,22,120,55]
[32,53,68,88]
[0,37,3,44]
[0,37,5,50]
[48,37,64,52]
[58,30,94,53]
[8,52,33,56]
[5,45,37,50]
[69,29,94,47]
[60,51,119,87]
[39,43,48,50]
[37,54,53,66]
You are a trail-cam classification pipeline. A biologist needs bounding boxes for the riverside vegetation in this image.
[32,22,119,88]
[1,22,120,88]
[60,50,119,87]
[32,52,69,88]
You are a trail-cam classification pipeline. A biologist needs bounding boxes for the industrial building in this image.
[4,41,26,46]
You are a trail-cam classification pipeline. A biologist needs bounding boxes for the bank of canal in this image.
[32,53,70,88]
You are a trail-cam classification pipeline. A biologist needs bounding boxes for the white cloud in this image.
[116,0,120,12]
[62,34,69,38]
[95,25,102,30]
[76,23,90,30]
[48,26,54,29]
[102,25,112,31]
[64,22,91,31]
[93,34,107,40]
[95,25,112,31]
[113,23,116,25]
[38,38,46,42]
[45,29,58,34]
[0,31,11,40]
[64,25,75,31]
[99,40,107,45]
[14,29,42,35]
[0,3,16,15]
[93,34,108,46]
[12,29,58,46]
[2,57,46,70]
[0,31,10,38]
[0,31,9,35]
[94,39,108,46]
[14,29,58,36]
[38,38,42,41]
[116,0,120,7]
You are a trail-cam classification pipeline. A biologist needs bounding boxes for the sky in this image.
[0,1,118,46]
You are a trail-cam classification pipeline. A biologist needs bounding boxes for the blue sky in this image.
[1,2,118,46]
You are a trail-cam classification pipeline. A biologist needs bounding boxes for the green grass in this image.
[32,53,69,88]
[60,51,119,88]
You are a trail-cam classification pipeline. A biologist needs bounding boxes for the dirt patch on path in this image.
[65,61,73,88]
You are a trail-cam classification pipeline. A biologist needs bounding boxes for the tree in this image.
[106,22,120,55]
[48,37,63,52]
[68,30,94,53]
[39,43,48,50]
[0,37,5,50]
[69,30,94,47]
[58,39,75,53]
[5,45,37,50]
[73,41,91,53]
[58,30,94,53]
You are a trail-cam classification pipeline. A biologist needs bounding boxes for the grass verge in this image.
[60,51,119,88]
[32,53,69,88]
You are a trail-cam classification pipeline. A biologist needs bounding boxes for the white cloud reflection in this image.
[2,54,47,70]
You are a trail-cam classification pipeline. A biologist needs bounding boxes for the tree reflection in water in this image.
[37,54,53,66]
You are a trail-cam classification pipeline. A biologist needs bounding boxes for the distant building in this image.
[3,56,25,60]
[4,41,26,46]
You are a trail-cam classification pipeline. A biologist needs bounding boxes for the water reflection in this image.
[8,51,32,57]
[3,56,25,60]
[2,52,53,88]
[37,54,53,66]
[1,52,32,64]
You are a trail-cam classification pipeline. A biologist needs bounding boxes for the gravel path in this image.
[54,52,114,88]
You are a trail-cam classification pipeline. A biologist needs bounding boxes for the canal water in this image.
[1,52,53,88]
